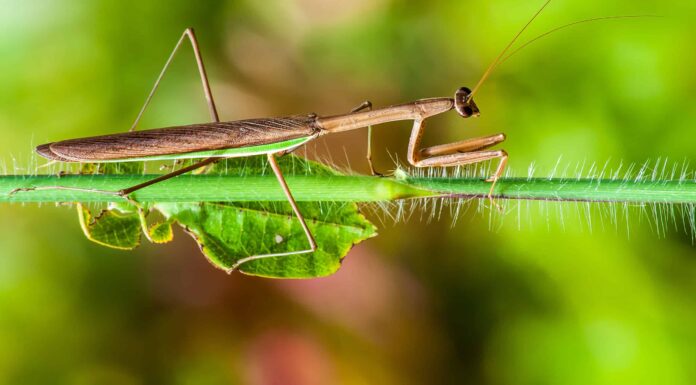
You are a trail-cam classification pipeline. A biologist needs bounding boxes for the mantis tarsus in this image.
[12,0,649,272]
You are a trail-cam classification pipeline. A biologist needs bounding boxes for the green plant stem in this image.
[2,174,695,204]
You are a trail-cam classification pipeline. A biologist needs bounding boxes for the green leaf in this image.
[73,155,378,278]
[147,219,174,244]
[75,161,149,250]
[156,200,376,278]
[77,203,142,250]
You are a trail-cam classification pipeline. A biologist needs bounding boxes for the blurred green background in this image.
[0,0,694,384]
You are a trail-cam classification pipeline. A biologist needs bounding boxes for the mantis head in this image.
[454,87,480,118]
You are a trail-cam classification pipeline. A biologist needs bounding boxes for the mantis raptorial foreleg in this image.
[418,133,506,157]
[407,119,508,199]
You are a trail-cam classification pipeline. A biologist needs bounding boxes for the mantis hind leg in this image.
[8,157,219,201]
[131,28,219,131]
[132,28,220,173]
[226,153,317,273]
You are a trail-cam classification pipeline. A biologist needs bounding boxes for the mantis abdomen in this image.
[37,115,319,162]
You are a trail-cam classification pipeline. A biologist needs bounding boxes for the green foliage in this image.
[78,203,141,250]
[147,219,174,244]
[77,155,377,278]
[156,201,375,278]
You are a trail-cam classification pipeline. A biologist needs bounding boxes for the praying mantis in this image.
[12,1,645,271]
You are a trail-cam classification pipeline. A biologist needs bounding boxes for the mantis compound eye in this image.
[454,87,480,118]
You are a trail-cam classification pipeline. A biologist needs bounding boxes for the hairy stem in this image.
[2,173,694,204]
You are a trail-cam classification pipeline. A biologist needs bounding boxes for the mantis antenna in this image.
[498,15,662,65]
[468,0,659,99]
[468,0,552,99]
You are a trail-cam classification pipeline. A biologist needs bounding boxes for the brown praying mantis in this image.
[11,1,645,271]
